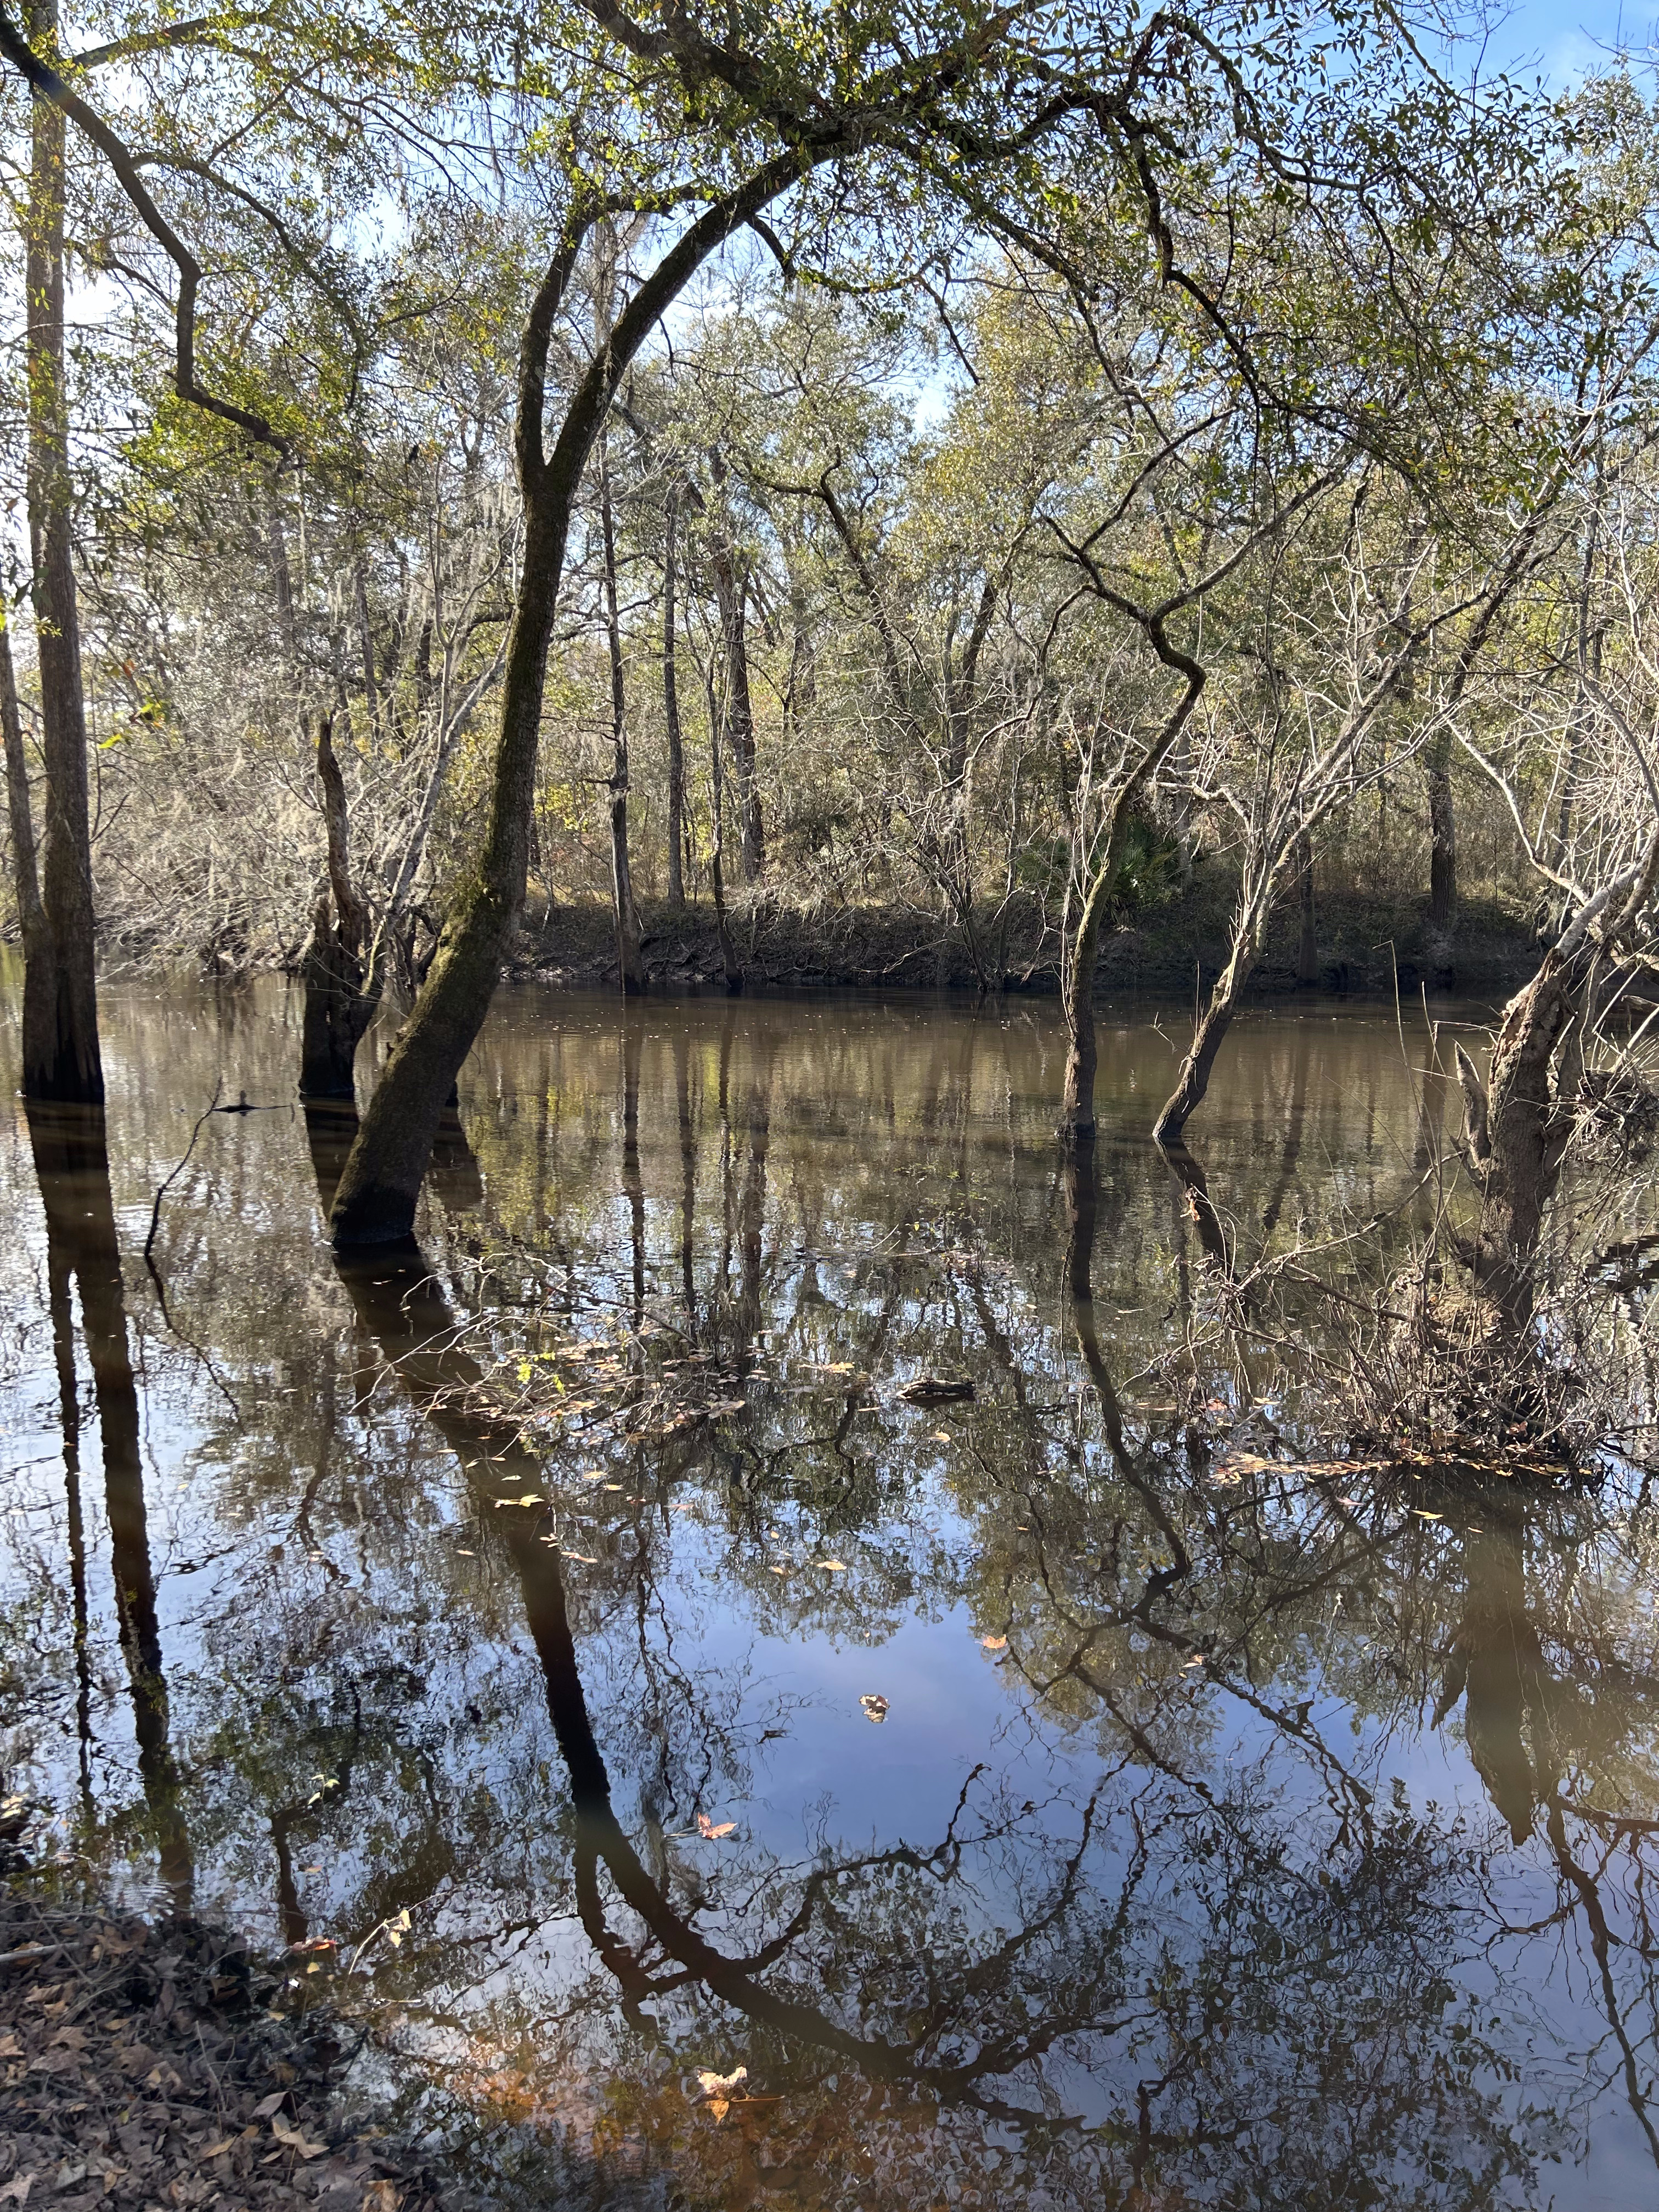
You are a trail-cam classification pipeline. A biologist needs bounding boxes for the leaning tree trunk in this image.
[1059,634,1205,1142]
[1153,923,1266,1147]
[1452,951,1577,1335]
[21,14,101,1104]
[298,713,381,1099]
[328,174,793,1244]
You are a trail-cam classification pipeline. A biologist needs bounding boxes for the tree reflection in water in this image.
[1,984,1656,2207]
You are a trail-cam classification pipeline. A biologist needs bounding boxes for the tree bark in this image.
[1154,919,1266,1146]
[663,487,686,907]
[327,171,793,1244]
[352,545,380,742]
[710,514,763,882]
[298,713,381,1099]
[1060,647,1205,1139]
[1,619,53,1065]
[600,427,643,994]
[22,9,101,1104]
[1453,952,1576,1333]
[1427,732,1457,931]
[1296,828,1317,985]
[710,667,743,994]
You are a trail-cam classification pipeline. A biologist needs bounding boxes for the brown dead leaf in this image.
[697,2066,747,2098]
[979,1635,1007,1651]
[360,2183,400,2212]
[271,2114,329,2159]
[696,1813,737,1839]
[251,2091,289,2120]
[0,2176,31,2205]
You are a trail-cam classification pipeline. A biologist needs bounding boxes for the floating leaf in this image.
[859,1694,889,1723]
[816,1559,847,1572]
[980,1635,1007,1651]
[697,2065,748,2096]
[696,1813,737,1839]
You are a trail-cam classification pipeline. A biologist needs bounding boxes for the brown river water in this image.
[2,973,1657,2209]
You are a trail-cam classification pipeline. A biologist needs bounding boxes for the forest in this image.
[8,3,1659,2208]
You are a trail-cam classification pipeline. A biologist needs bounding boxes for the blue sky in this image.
[1480,0,1655,81]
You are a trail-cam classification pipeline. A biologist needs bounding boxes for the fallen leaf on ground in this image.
[859,1695,889,1723]
[696,1813,737,1839]
[362,2183,400,2212]
[251,2091,289,2119]
[271,2114,329,2159]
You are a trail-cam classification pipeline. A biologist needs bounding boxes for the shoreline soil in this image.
[510,882,1543,1002]
[0,1874,450,2212]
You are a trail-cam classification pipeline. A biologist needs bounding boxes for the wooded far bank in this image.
[2,0,1659,1296]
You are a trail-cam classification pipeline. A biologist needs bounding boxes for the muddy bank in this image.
[512,879,1541,1000]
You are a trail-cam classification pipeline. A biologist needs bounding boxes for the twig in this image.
[144,1080,221,1263]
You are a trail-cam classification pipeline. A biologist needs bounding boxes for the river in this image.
[2,975,1655,2209]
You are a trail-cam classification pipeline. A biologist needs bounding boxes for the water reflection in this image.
[1,980,1657,2206]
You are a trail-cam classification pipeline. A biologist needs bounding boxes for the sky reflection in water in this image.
[2,976,1657,2209]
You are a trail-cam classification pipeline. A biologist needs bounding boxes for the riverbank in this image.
[511,879,1542,1000]
[0,1876,447,2212]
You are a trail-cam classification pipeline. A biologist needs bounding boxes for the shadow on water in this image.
[5,986,1659,2205]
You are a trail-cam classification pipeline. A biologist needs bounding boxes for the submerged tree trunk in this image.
[328,176,792,1244]
[664,487,686,907]
[1452,950,1577,1334]
[600,430,643,995]
[1059,633,1205,1142]
[21,16,101,1104]
[1154,919,1267,1147]
[298,713,381,1099]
